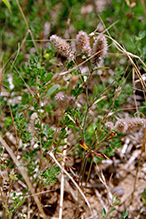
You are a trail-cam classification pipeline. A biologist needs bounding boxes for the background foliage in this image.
[0,0,146,218]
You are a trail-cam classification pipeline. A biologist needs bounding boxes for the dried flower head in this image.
[68,96,76,108]
[54,92,68,110]
[50,35,73,59]
[127,117,144,132]
[105,122,114,132]
[76,31,91,56]
[92,34,108,66]
[115,119,128,133]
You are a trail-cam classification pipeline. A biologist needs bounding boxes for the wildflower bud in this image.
[76,31,91,56]
[115,119,128,133]
[68,96,76,108]
[92,34,108,66]
[54,92,68,110]
[127,117,144,132]
[50,35,73,59]
[105,122,114,132]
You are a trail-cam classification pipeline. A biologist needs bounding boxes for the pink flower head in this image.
[50,35,73,59]
[92,34,108,66]
[127,117,144,132]
[76,30,91,56]
[115,119,128,133]
[105,122,114,132]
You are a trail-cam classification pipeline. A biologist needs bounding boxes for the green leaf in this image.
[102,207,106,217]
[9,207,14,215]
[107,207,116,216]
[59,142,67,146]
[12,202,17,207]
[112,194,117,205]
[142,197,146,204]
[49,57,57,63]
[47,84,58,96]
[45,73,54,83]
[121,210,128,219]
[0,147,4,154]
[17,200,24,207]
[71,83,83,98]
[142,188,146,196]
[57,147,63,153]
[2,0,11,12]
[115,198,121,206]
[4,116,12,129]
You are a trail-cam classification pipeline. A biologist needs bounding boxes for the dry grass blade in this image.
[106,35,146,91]
[0,134,47,219]
[48,151,92,211]
[15,0,38,53]
[59,133,67,219]
[97,168,113,206]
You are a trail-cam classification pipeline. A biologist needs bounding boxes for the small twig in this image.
[59,129,67,219]
[25,189,56,198]
[10,31,29,71]
[132,68,139,113]
[59,165,65,219]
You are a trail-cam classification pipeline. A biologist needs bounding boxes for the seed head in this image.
[92,34,108,66]
[54,92,68,110]
[76,31,91,56]
[50,35,73,59]
[105,122,114,132]
[115,119,128,133]
[127,117,144,132]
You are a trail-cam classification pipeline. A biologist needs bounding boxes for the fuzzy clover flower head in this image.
[54,92,68,110]
[76,30,91,56]
[127,117,144,132]
[50,35,73,59]
[115,119,128,133]
[105,122,114,132]
[92,34,108,66]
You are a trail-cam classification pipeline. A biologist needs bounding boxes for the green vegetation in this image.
[0,0,146,218]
